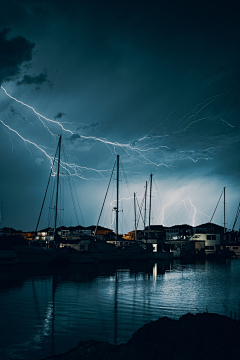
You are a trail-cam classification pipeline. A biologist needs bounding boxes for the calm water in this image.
[0,259,240,359]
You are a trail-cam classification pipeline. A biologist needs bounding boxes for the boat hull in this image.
[0,250,19,265]
[67,253,95,264]
[13,246,58,264]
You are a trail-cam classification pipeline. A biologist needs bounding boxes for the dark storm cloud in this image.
[54,112,65,119]
[82,123,100,130]
[0,28,34,84]
[16,69,50,86]
[1,0,240,232]
[68,134,81,142]
[67,134,94,152]
[202,67,231,87]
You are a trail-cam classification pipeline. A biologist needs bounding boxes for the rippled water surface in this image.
[0,259,240,359]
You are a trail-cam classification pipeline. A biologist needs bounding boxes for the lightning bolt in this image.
[110,208,116,230]
[1,86,174,170]
[189,157,213,163]
[158,198,175,225]
[156,193,209,227]
[183,116,210,131]
[0,118,54,159]
[220,117,235,128]
[1,86,73,136]
[0,118,109,180]
[182,196,197,226]
[1,85,238,180]
[178,90,233,130]
[181,195,209,226]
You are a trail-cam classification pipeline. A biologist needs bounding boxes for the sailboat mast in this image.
[134,192,137,241]
[0,201,2,227]
[144,181,147,229]
[116,154,119,239]
[54,135,62,237]
[224,186,226,233]
[148,173,153,229]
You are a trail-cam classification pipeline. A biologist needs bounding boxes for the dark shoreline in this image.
[43,312,240,360]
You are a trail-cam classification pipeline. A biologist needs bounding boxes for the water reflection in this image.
[1,259,240,360]
[0,260,172,293]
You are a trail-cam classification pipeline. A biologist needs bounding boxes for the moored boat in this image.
[0,250,19,265]
[224,243,240,257]
[126,242,151,261]
[88,241,128,262]
[13,245,58,264]
[65,247,95,264]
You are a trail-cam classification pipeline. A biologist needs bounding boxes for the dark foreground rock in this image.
[44,313,240,360]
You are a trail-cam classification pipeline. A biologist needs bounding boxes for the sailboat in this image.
[124,192,152,261]
[13,137,65,264]
[13,135,93,264]
[12,243,58,264]
[44,135,94,264]
[92,155,129,262]
[142,174,173,260]
[93,155,152,262]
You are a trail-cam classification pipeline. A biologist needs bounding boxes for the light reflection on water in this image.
[0,259,240,359]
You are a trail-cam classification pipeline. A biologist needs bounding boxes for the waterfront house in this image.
[35,227,52,241]
[88,225,114,237]
[193,222,225,235]
[139,225,172,259]
[20,231,36,241]
[68,225,92,237]
[0,227,21,236]
[166,224,193,241]
[189,233,221,255]
[123,229,145,241]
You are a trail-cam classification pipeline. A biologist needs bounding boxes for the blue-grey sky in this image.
[0,0,240,233]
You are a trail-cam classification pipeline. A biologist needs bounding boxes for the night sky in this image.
[0,0,240,233]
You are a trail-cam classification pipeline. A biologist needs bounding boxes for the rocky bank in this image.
[43,313,240,360]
